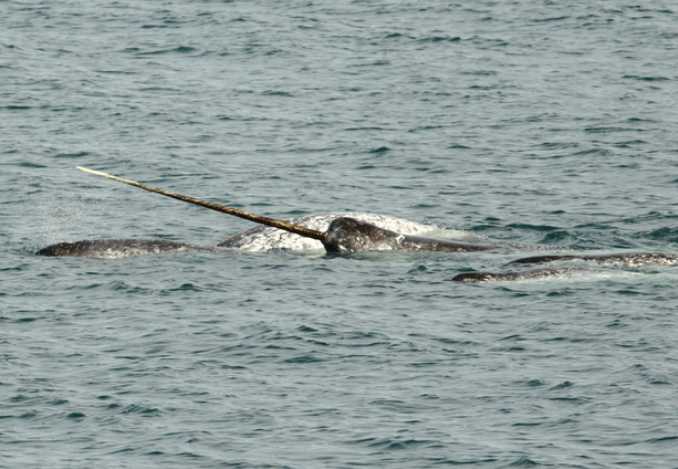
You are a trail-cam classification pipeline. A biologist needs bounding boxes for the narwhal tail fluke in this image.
[77,167,326,242]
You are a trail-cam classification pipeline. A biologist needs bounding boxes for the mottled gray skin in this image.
[452,268,578,283]
[217,227,262,248]
[453,252,678,283]
[36,239,200,257]
[35,219,677,283]
[37,218,496,258]
[321,217,495,254]
[510,252,678,266]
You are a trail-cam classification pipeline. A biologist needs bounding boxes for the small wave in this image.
[417,35,461,43]
[358,436,439,450]
[261,90,293,97]
[121,404,161,416]
[110,281,153,294]
[583,126,641,134]
[549,380,574,390]
[381,32,461,43]
[623,74,670,82]
[531,15,570,23]
[639,227,678,243]
[284,354,323,364]
[569,148,613,158]
[646,435,678,443]
[508,223,560,232]
[383,32,413,40]
[506,455,540,467]
[129,46,200,56]
[95,69,137,75]
[368,145,390,154]
[162,282,203,293]
[14,161,48,168]
[54,151,90,159]
[1,105,32,111]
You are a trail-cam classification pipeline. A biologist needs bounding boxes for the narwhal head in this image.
[322,217,403,254]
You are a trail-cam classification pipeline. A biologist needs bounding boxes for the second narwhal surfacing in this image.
[36,167,678,282]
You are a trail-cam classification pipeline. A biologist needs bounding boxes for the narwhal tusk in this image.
[76,166,326,241]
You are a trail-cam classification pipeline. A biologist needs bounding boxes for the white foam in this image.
[222,212,473,252]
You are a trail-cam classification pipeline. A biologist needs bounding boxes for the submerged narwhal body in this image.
[451,251,678,283]
[36,239,199,258]
[508,252,678,267]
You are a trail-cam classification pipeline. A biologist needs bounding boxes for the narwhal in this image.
[36,167,678,282]
[37,167,497,257]
[451,252,678,283]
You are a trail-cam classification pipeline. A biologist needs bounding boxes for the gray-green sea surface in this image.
[2,1,678,467]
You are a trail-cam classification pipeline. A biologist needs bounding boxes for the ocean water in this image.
[2,1,678,467]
